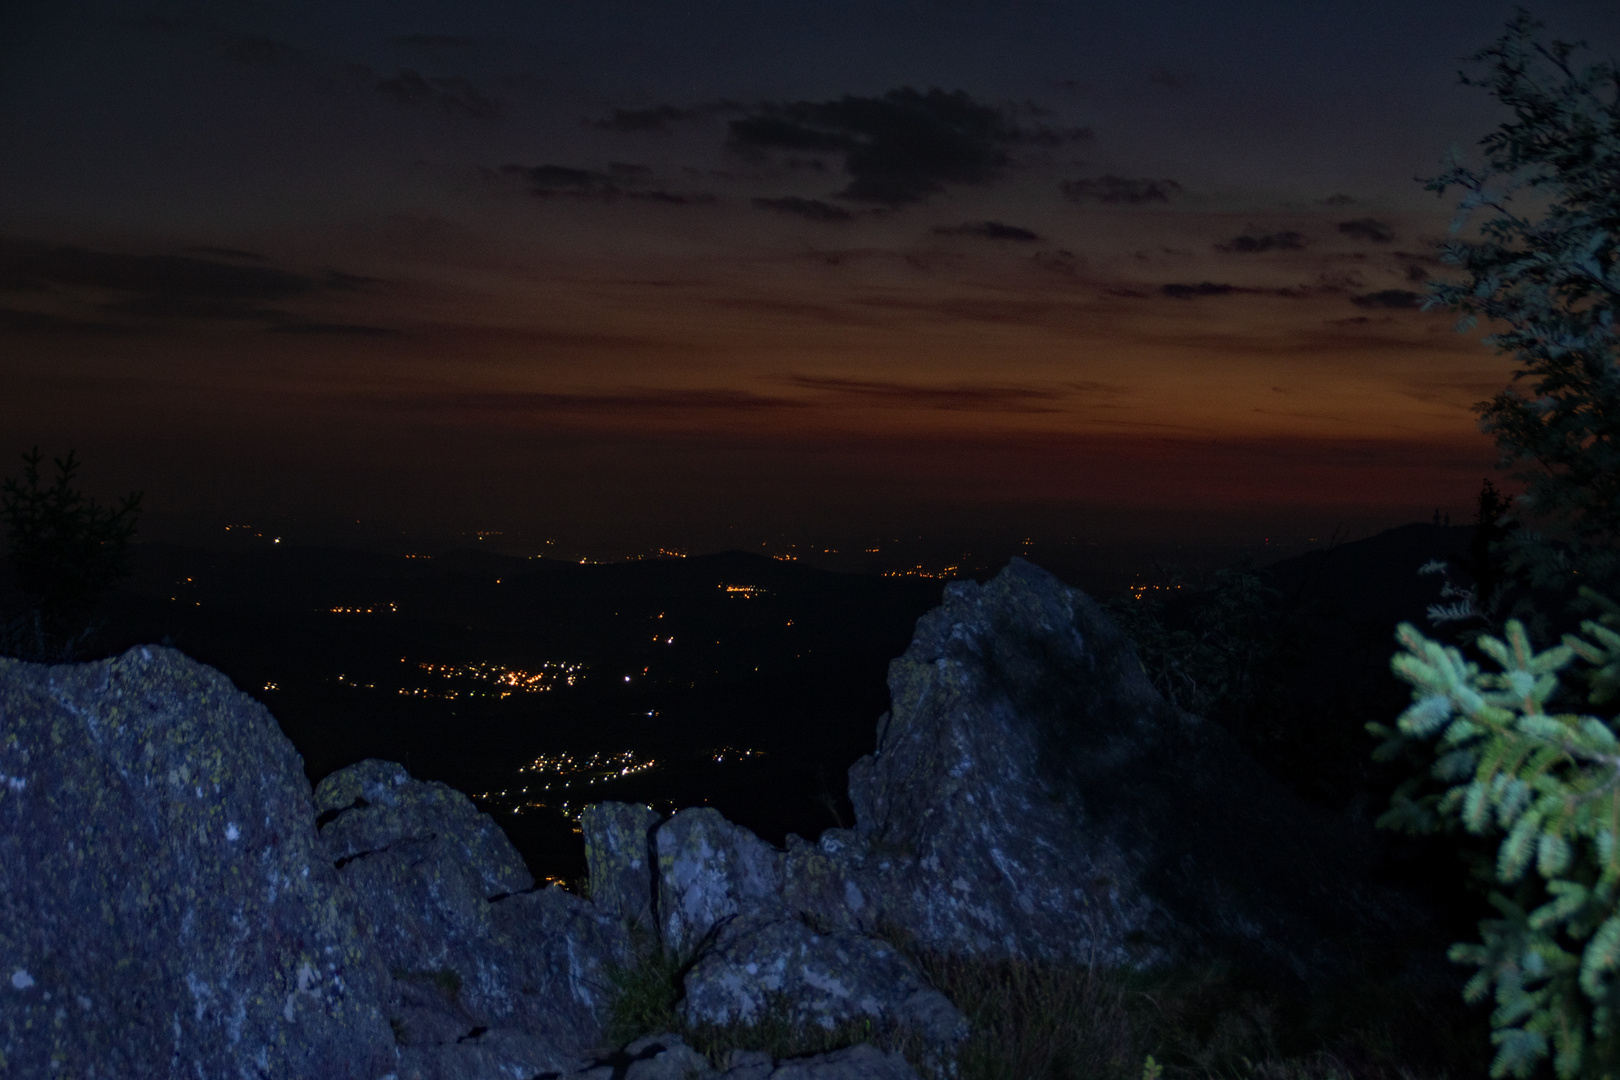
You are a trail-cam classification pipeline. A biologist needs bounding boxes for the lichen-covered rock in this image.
[582,801,661,932]
[490,885,635,1041]
[593,1034,918,1080]
[0,647,397,1078]
[766,1043,918,1080]
[395,1024,574,1080]
[315,758,533,900]
[621,1031,717,1080]
[656,808,785,953]
[316,760,629,1072]
[839,558,1428,979]
[679,916,966,1051]
[782,832,871,935]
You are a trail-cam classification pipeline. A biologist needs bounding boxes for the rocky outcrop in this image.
[0,647,397,1078]
[656,807,787,953]
[588,559,1433,997]
[582,1034,918,1080]
[582,801,661,933]
[0,556,1438,1077]
[0,644,927,1079]
[314,758,632,1076]
[831,559,1428,979]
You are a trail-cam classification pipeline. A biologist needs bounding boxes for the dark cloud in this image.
[0,308,133,335]
[596,105,688,133]
[326,270,385,290]
[0,240,314,302]
[392,388,809,413]
[186,246,266,261]
[103,298,290,320]
[728,87,1088,207]
[629,190,716,205]
[367,68,504,118]
[1030,249,1080,275]
[752,197,853,221]
[853,296,1059,325]
[502,164,712,204]
[1404,264,1429,282]
[503,164,621,197]
[220,36,298,65]
[393,34,477,48]
[1060,175,1183,205]
[1351,289,1424,309]
[592,101,746,133]
[790,375,1068,412]
[1337,218,1395,242]
[1320,194,1356,206]
[1215,231,1306,254]
[1162,282,1241,298]
[0,240,388,330]
[933,221,1040,241]
[269,322,394,335]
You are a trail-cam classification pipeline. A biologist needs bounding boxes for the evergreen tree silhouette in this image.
[0,447,143,661]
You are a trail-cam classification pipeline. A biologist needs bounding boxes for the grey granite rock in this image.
[656,807,785,954]
[583,801,662,933]
[316,760,630,1073]
[836,557,1428,980]
[622,1031,717,1080]
[0,647,397,1078]
[766,1044,918,1080]
[394,1024,568,1080]
[781,832,870,935]
[680,916,965,1052]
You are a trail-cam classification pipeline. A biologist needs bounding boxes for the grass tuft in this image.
[602,934,684,1048]
[599,929,1491,1080]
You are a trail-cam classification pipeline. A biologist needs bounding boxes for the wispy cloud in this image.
[592,101,744,133]
[728,87,1090,206]
[388,388,811,413]
[501,163,714,204]
[595,105,688,132]
[0,239,314,302]
[356,66,504,118]
[1060,175,1183,204]
[269,321,394,335]
[185,246,267,261]
[1337,218,1395,242]
[1161,281,1247,298]
[1351,289,1423,308]
[752,196,853,221]
[0,238,382,331]
[790,374,1074,412]
[1214,230,1306,254]
[933,221,1040,241]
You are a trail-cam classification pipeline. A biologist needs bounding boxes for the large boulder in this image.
[580,803,967,1065]
[679,917,965,1047]
[314,759,632,1075]
[590,1033,921,1080]
[656,807,786,953]
[0,647,397,1078]
[828,558,1428,979]
[582,801,661,934]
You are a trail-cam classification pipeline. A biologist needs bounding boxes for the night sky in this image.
[5,2,1619,563]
